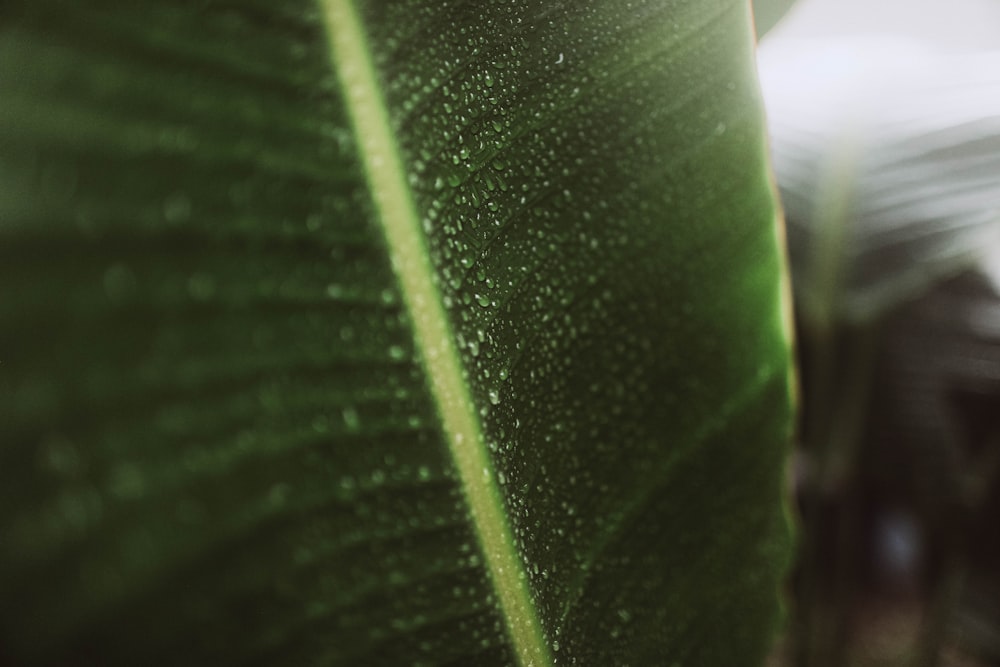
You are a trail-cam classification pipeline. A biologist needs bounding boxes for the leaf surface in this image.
[0,1,793,665]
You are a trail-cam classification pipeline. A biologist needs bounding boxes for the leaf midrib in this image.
[319,2,551,665]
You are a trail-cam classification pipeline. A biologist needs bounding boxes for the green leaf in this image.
[0,1,794,665]
[752,0,797,38]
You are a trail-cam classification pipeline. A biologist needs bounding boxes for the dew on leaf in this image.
[162,192,192,222]
[109,462,145,499]
[342,407,361,432]
[312,416,329,433]
[102,263,137,304]
[187,272,216,301]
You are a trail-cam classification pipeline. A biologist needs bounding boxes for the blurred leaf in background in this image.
[758,0,1000,664]
[0,1,794,665]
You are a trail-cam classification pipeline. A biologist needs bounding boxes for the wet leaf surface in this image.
[0,2,793,664]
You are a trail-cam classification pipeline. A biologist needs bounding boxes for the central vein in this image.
[320,2,551,665]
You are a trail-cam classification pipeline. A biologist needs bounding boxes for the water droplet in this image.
[163,192,192,222]
[187,272,216,301]
[488,389,501,405]
[103,263,137,304]
[109,462,145,499]
[342,407,361,432]
[267,482,290,508]
[39,434,81,477]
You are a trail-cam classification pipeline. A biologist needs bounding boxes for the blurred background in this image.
[753,0,1000,665]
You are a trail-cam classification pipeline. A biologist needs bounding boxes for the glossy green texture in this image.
[0,1,793,665]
